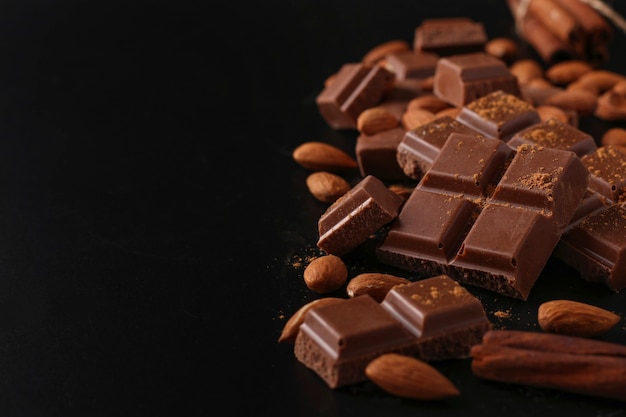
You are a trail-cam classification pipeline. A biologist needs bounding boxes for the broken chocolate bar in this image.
[414,18,487,56]
[580,146,626,204]
[507,117,597,157]
[455,90,541,141]
[356,127,411,181]
[433,53,521,107]
[384,50,439,80]
[317,175,404,256]
[377,134,589,300]
[316,63,394,130]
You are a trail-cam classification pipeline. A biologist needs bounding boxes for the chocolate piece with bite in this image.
[356,127,410,181]
[414,18,487,56]
[456,90,541,141]
[316,63,394,130]
[317,175,404,256]
[433,53,521,107]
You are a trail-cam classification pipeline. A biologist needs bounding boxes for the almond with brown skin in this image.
[602,127,626,147]
[484,37,518,63]
[356,106,399,135]
[365,353,460,400]
[543,88,598,116]
[303,254,348,294]
[346,273,411,302]
[277,297,345,343]
[509,58,543,85]
[401,108,436,130]
[362,39,410,65]
[292,141,358,172]
[538,299,621,337]
[306,171,350,203]
[406,95,452,114]
[545,60,594,86]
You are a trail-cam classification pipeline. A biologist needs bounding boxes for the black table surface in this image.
[2,0,626,415]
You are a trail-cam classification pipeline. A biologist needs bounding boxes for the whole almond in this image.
[401,108,436,130]
[538,299,621,337]
[303,254,348,294]
[595,90,626,121]
[535,105,570,124]
[601,127,626,147]
[484,37,518,63]
[543,89,598,116]
[346,273,411,302]
[365,353,460,400]
[545,60,594,85]
[306,171,351,203]
[356,106,399,135]
[277,297,345,343]
[407,94,452,114]
[362,39,410,65]
[509,59,544,85]
[293,141,358,172]
[571,70,626,95]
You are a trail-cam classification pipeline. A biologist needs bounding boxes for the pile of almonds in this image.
[284,27,626,402]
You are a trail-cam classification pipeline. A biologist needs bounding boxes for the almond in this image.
[365,353,460,400]
[537,299,621,337]
[406,95,452,114]
[601,127,626,147]
[545,60,594,86]
[571,70,626,95]
[595,90,626,121]
[303,254,348,294]
[306,171,351,203]
[362,39,411,65]
[484,37,518,63]
[277,297,345,343]
[543,88,598,116]
[292,141,358,172]
[535,104,570,124]
[509,58,543,85]
[356,106,399,135]
[346,273,411,302]
[401,108,436,130]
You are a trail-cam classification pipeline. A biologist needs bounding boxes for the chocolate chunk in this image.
[316,63,394,130]
[396,115,481,180]
[356,127,410,180]
[456,90,541,141]
[580,146,626,204]
[317,175,404,256]
[294,295,417,388]
[381,275,492,360]
[507,117,597,157]
[414,18,487,56]
[433,53,521,107]
[377,134,589,300]
[384,50,439,80]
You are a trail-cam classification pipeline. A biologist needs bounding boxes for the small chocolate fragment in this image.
[507,117,597,157]
[378,78,424,120]
[456,90,541,141]
[317,175,404,256]
[316,63,394,129]
[414,18,487,56]
[356,127,410,181]
[381,275,492,360]
[384,50,439,80]
[396,115,481,180]
[294,295,417,388]
[580,146,626,204]
[433,53,521,108]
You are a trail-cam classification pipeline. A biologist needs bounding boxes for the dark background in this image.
[0,0,625,416]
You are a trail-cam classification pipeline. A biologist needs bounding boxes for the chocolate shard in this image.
[356,127,411,181]
[317,175,404,256]
[316,63,394,130]
[580,146,626,204]
[433,53,521,108]
[384,50,439,80]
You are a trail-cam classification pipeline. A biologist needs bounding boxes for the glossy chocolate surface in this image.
[356,127,410,180]
[580,146,626,203]
[384,50,439,80]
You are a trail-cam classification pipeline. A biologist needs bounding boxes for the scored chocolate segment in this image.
[317,175,404,256]
[455,90,541,141]
[377,134,589,300]
[356,127,410,180]
[384,50,439,80]
[580,146,626,204]
[414,18,487,56]
[396,115,482,180]
[433,53,521,107]
[381,275,492,360]
[507,117,597,157]
[316,63,394,129]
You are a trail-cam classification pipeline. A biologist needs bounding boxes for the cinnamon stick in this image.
[527,0,586,56]
[471,330,626,401]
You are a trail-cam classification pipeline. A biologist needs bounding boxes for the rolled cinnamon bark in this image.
[527,0,586,56]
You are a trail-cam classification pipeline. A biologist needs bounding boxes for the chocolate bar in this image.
[414,18,487,56]
[377,133,589,300]
[507,117,597,157]
[433,53,521,108]
[356,127,411,180]
[384,50,439,80]
[455,90,541,141]
[316,63,394,129]
[396,115,481,180]
[294,275,492,388]
[580,146,626,203]
[317,175,404,256]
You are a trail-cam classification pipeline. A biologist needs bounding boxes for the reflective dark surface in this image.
[1,1,626,416]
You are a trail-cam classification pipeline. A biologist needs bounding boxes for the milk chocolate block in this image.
[580,146,626,204]
[384,50,439,80]
[433,53,521,107]
[356,127,410,181]
[419,133,514,199]
[507,117,597,157]
[555,204,626,292]
[377,134,589,300]
[294,295,417,388]
[414,18,487,56]
[377,78,423,120]
[396,115,481,180]
[316,63,394,129]
[317,175,404,256]
[381,275,492,360]
[456,90,541,141]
